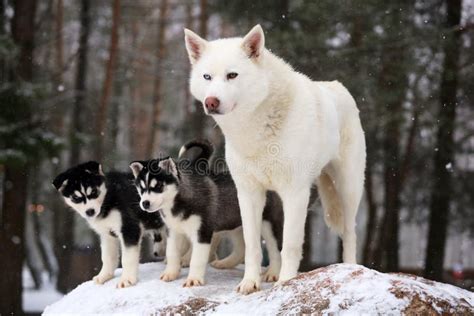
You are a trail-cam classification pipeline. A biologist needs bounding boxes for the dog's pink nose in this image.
[205,97,220,111]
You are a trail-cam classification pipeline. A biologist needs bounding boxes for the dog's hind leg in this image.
[325,118,366,264]
[261,221,281,282]
[211,227,245,269]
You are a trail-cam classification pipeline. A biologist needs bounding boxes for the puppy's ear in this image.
[184,28,208,65]
[129,161,145,178]
[82,161,104,176]
[242,24,265,59]
[52,173,68,191]
[159,158,179,178]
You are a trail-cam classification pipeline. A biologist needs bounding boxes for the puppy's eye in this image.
[203,74,212,80]
[71,195,82,203]
[88,188,99,198]
[227,72,238,80]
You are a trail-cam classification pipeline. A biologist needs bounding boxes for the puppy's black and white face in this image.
[129,158,179,213]
[53,161,107,220]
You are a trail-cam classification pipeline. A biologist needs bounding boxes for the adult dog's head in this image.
[184,25,270,116]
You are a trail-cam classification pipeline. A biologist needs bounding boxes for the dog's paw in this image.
[183,277,204,287]
[181,256,191,268]
[210,259,234,269]
[160,270,179,282]
[236,278,260,295]
[262,269,279,283]
[116,275,137,288]
[92,272,114,285]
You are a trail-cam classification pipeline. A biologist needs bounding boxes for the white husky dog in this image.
[184,25,366,294]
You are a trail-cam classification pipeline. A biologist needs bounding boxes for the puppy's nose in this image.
[142,200,150,210]
[204,97,220,111]
[86,209,95,217]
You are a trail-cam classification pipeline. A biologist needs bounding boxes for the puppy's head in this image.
[53,161,106,220]
[129,158,179,213]
[184,25,270,116]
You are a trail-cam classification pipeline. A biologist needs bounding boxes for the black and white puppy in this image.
[53,161,164,288]
[129,141,286,287]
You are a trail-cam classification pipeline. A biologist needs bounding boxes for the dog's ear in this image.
[184,28,207,65]
[129,161,145,178]
[159,158,179,178]
[82,161,104,176]
[52,173,68,191]
[242,24,265,59]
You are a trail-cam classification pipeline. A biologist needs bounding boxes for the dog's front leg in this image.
[183,234,211,287]
[277,187,311,284]
[117,234,142,288]
[235,185,266,294]
[93,235,119,284]
[160,230,183,282]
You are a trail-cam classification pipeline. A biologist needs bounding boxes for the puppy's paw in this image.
[183,277,204,287]
[116,275,137,288]
[92,272,114,285]
[160,270,180,282]
[210,259,235,269]
[181,257,191,268]
[236,278,260,295]
[262,269,279,283]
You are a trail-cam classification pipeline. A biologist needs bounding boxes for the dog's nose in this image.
[86,209,95,217]
[142,200,150,210]
[204,97,220,111]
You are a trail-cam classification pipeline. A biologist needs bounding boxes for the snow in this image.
[44,263,474,315]
[22,269,63,313]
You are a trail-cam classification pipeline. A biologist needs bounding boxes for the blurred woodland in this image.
[0,0,473,313]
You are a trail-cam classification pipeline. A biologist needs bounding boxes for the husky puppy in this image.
[184,25,366,293]
[53,161,164,288]
[129,141,286,287]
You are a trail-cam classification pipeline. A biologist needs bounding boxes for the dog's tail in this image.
[178,139,214,171]
[317,172,344,236]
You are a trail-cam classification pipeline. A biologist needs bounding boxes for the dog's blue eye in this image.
[227,72,238,80]
[203,74,211,80]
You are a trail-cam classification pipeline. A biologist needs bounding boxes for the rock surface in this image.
[44,262,474,315]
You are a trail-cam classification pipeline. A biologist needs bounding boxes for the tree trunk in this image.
[372,4,411,272]
[424,0,462,281]
[190,0,208,139]
[0,0,37,313]
[362,161,378,267]
[55,0,64,84]
[0,0,6,82]
[0,167,29,314]
[95,0,121,160]
[183,0,193,115]
[55,0,90,294]
[147,0,169,157]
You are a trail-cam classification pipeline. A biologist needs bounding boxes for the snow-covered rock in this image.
[44,262,473,315]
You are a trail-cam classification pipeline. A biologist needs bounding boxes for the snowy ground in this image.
[22,269,63,313]
[44,262,474,315]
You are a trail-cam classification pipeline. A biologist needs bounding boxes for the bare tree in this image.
[147,0,169,157]
[424,0,462,281]
[54,0,91,294]
[0,0,37,313]
[96,0,121,160]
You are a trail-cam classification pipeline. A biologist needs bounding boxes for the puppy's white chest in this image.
[160,208,201,236]
[89,209,122,237]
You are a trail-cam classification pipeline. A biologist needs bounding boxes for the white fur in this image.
[88,209,142,288]
[186,25,366,294]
